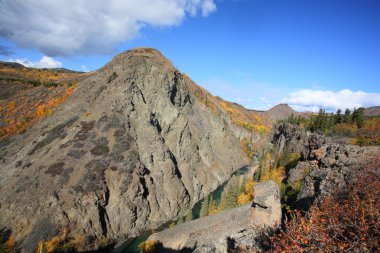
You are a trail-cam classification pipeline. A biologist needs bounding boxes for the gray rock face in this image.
[272,123,379,207]
[147,180,281,252]
[252,180,281,228]
[0,48,250,250]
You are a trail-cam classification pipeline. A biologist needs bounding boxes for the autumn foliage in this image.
[0,63,85,140]
[0,85,75,140]
[36,227,88,253]
[0,230,15,253]
[267,157,380,252]
[138,240,159,253]
[237,178,255,205]
[186,80,270,137]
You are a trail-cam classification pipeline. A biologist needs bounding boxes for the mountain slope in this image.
[0,48,262,250]
[364,106,380,117]
[0,61,90,140]
[252,103,298,122]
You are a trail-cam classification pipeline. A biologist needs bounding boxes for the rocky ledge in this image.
[147,180,281,252]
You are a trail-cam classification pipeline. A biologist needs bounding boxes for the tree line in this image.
[285,107,366,133]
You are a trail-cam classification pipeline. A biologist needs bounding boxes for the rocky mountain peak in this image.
[0,47,251,251]
[268,103,294,113]
[266,103,296,122]
[103,47,175,72]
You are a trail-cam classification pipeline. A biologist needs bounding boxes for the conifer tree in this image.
[177,215,184,224]
[199,195,209,217]
[185,210,193,222]
[352,107,365,128]
[343,108,351,124]
[335,109,342,124]
[219,176,239,210]
[208,197,218,215]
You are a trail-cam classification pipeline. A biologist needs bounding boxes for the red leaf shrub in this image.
[269,157,380,252]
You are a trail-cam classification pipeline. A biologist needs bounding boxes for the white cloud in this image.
[81,65,90,72]
[0,0,216,56]
[282,89,380,112]
[201,0,217,16]
[288,104,321,113]
[8,56,62,68]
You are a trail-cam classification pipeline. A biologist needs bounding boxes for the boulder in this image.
[252,180,281,228]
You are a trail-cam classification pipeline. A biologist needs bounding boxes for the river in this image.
[113,163,256,253]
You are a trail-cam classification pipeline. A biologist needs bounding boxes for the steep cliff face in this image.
[0,48,252,250]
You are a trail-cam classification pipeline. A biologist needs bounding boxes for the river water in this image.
[113,164,254,253]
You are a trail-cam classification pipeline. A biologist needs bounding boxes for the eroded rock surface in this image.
[272,123,379,207]
[148,180,281,252]
[252,180,281,228]
[0,48,251,251]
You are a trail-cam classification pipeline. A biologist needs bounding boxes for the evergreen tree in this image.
[208,197,218,215]
[219,190,227,211]
[241,176,247,194]
[335,109,342,124]
[289,113,295,124]
[322,109,328,131]
[255,148,265,181]
[199,195,209,217]
[352,107,365,128]
[177,215,184,225]
[208,195,214,211]
[317,109,323,130]
[308,115,315,132]
[312,109,327,132]
[185,210,193,222]
[219,176,239,210]
[325,113,334,130]
[343,108,351,124]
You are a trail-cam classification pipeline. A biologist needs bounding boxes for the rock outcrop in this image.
[252,180,281,228]
[0,48,254,250]
[272,123,379,207]
[147,180,281,252]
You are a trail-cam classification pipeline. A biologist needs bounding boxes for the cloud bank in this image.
[9,56,62,68]
[0,0,216,56]
[282,89,380,112]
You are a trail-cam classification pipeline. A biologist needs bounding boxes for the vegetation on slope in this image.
[265,157,380,252]
[283,108,380,145]
[0,63,85,140]
[0,228,15,253]
[186,78,271,136]
[0,85,76,140]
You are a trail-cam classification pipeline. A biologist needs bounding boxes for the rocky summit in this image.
[0,48,257,251]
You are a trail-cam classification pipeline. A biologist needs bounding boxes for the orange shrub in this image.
[268,157,380,252]
[237,178,255,205]
[0,85,76,140]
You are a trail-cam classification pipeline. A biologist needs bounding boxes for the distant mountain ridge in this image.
[0,61,83,73]
[364,106,380,117]
[252,103,297,122]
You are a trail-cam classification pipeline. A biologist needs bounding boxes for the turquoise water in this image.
[114,165,251,253]
[113,232,150,253]
[191,164,250,218]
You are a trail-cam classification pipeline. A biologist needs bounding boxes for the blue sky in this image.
[1,0,379,112]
